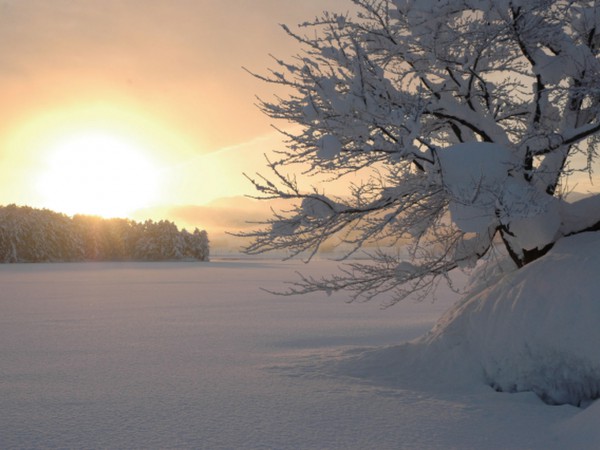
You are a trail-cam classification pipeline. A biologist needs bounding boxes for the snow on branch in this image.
[242,0,600,303]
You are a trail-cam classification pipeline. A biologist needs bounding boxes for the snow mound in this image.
[421,232,600,406]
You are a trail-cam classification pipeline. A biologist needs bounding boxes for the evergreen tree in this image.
[0,205,209,263]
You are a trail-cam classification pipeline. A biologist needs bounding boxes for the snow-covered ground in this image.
[0,257,597,449]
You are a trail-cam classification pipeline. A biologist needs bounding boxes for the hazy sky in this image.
[0,0,351,234]
[1,0,598,247]
[0,1,350,147]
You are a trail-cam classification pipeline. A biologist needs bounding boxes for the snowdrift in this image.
[420,232,600,406]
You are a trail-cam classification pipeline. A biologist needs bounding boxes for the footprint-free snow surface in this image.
[0,258,597,449]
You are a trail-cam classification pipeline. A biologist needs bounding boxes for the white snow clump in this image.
[317,134,342,160]
[301,195,342,219]
[438,142,561,251]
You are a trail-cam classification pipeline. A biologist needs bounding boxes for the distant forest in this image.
[0,204,209,263]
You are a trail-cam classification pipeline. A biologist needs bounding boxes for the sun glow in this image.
[37,131,161,218]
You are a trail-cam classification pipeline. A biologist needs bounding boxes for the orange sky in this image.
[1,1,598,250]
[0,0,351,246]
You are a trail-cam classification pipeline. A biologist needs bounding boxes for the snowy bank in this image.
[420,232,600,406]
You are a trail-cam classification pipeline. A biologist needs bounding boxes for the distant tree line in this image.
[0,204,209,263]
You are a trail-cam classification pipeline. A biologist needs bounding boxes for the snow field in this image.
[0,257,597,449]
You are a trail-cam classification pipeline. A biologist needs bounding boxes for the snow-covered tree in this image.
[0,205,81,262]
[0,206,210,263]
[181,228,210,261]
[244,0,600,304]
[135,220,182,261]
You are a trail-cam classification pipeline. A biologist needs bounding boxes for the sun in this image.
[36,131,161,218]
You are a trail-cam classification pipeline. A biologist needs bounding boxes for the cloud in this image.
[170,197,273,231]
[131,195,293,252]
[133,195,291,233]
